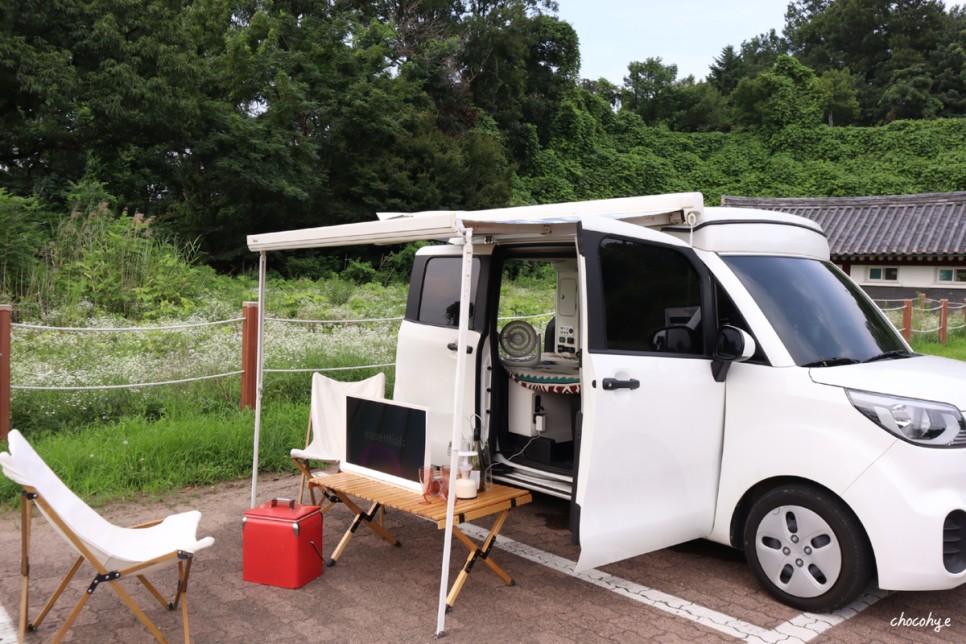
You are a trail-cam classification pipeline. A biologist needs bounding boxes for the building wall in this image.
[848,263,966,302]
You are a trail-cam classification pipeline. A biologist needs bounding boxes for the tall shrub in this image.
[0,189,46,301]
[24,203,213,321]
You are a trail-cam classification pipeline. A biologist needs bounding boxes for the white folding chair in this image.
[0,429,215,643]
[291,372,386,505]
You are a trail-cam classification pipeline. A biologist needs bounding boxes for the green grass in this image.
[0,402,310,507]
[911,335,966,361]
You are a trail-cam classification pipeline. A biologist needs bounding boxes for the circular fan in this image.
[500,320,539,358]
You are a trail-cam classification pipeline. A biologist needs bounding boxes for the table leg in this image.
[326,495,400,567]
[445,510,513,609]
[308,482,342,515]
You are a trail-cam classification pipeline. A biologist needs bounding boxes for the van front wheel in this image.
[743,484,872,612]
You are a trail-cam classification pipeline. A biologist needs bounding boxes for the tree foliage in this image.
[732,55,825,132]
[1,0,965,277]
[785,0,961,122]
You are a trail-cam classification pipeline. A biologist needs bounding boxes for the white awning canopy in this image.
[247,192,705,251]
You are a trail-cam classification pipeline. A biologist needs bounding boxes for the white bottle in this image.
[455,454,477,499]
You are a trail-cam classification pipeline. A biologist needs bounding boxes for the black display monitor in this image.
[342,396,429,492]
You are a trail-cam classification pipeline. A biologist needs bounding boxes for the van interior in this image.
[488,246,581,498]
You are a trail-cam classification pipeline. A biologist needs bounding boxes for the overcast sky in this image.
[555,0,791,84]
[555,0,964,86]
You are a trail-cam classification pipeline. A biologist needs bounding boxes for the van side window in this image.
[417,257,480,328]
[599,239,704,354]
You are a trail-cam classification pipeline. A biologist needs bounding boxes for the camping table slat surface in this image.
[309,472,532,610]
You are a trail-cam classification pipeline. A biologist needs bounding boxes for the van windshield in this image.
[722,256,909,367]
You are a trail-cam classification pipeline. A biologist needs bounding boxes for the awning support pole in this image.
[436,227,474,636]
[250,251,267,508]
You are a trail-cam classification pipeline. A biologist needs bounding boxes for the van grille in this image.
[943,510,966,574]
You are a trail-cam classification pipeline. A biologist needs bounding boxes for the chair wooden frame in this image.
[2,430,212,644]
[292,414,324,507]
[17,487,198,643]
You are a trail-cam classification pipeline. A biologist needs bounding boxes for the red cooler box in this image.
[243,498,323,588]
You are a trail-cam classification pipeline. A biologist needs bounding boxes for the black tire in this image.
[743,483,872,612]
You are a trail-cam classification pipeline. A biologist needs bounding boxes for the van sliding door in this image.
[575,220,725,572]
[394,248,484,466]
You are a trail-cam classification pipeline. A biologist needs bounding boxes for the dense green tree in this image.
[817,68,861,125]
[930,6,966,117]
[0,0,207,209]
[460,1,576,161]
[785,0,957,122]
[673,79,732,132]
[353,0,467,130]
[169,0,354,262]
[621,58,679,125]
[708,45,745,95]
[731,55,824,132]
[737,29,789,78]
[579,78,622,109]
[786,0,888,71]
[877,61,944,121]
[518,13,580,138]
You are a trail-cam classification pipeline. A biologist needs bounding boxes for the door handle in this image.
[602,377,639,390]
[447,342,473,354]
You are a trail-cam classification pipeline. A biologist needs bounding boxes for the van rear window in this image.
[417,257,480,328]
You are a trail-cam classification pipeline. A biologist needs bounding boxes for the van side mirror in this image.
[711,326,756,382]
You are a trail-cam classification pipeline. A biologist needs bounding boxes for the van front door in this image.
[575,222,726,571]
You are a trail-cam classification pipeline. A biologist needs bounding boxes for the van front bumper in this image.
[843,441,966,591]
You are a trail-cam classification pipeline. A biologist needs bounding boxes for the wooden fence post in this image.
[241,301,259,410]
[940,298,949,344]
[0,305,10,440]
[902,299,913,341]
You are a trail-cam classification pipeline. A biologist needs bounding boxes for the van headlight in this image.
[847,389,966,447]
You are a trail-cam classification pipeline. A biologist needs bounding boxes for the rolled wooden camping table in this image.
[309,471,532,610]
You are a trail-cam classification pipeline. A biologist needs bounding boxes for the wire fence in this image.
[0,304,410,436]
[7,309,400,394]
[3,295,965,436]
[12,318,244,332]
[9,317,249,393]
[873,297,966,341]
[1,305,566,436]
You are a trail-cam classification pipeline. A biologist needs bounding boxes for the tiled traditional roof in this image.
[721,192,966,262]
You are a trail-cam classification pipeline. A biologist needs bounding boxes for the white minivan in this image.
[248,192,966,612]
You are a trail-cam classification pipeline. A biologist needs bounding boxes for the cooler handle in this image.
[270,497,296,510]
[310,540,324,563]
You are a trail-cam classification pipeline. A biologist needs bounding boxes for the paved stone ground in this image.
[1,473,965,642]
